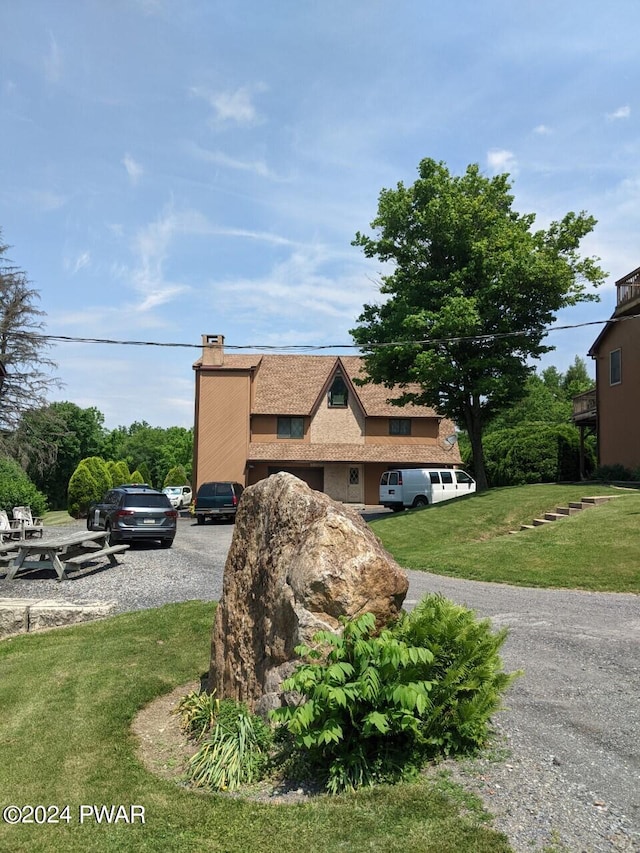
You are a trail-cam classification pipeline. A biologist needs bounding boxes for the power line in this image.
[0,313,635,352]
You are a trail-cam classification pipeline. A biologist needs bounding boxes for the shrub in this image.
[482,423,594,486]
[594,464,640,482]
[395,595,519,756]
[79,456,112,496]
[129,469,145,485]
[67,462,98,518]
[106,459,131,488]
[164,465,189,487]
[0,456,48,517]
[185,699,273,791]
[271,602,519,794]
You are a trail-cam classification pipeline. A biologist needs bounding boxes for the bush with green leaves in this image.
[394,595,518,756]
[271,600,519,794]
[67,462,98,518]
[185,699,273,792]
[481,422,592,486]
[164,465,189,487]
[106,459,131,488]
[0,456,48,517]
[595,464,640,482]
[129,469,145,485]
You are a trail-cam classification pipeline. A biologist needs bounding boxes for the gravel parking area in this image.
[1,516,638,852]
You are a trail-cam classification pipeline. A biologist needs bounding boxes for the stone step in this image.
[519,524,536,531]
[569,501,589,510]
[581,496,614,506]
[532,518,554,526]
[555,506,581,515]
[544,512,565,522]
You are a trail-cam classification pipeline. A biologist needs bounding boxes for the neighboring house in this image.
[193,334,461,505]
[584,265,640,470]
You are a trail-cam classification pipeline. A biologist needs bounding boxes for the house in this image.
[584,265,640,470]
[192,334,461,505]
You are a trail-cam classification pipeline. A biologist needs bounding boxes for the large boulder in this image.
[208,472,408,714]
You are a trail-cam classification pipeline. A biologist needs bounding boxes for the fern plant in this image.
[395,594,521,756]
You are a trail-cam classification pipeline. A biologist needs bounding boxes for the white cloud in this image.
[65,250,90,274]
[606,105,630,121]
[189,145,285,181]
[190,84,266,127]
[533,124,553,135]
[44,32,62,83]
[487,148,518,174]
[27,189,67,211]
[122,153,143,185]
[211,245,380,338]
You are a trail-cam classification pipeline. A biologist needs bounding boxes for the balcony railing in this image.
[616,266,640,307]
[572,388,596,424]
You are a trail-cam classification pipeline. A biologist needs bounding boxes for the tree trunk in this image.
[463,398,489,492]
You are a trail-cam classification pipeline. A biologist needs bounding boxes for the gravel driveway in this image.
[1,517,638,852]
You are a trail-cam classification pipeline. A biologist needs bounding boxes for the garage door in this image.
[268,466,324,492]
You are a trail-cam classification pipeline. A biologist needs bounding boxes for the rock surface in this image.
[208,472,408,713]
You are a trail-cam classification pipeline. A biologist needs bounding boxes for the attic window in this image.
[328,374,348,408]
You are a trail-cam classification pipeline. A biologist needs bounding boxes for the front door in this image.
[346,465,364,503]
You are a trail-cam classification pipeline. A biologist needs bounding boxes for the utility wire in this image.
[0,312,636,352]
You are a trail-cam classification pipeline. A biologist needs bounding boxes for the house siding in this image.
[194,371,251,487]
[309,394,365,444]
[594,319,640,469]
[365,417,440,444]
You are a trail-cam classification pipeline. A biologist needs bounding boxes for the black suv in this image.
[194,481,244,524]
[87,486,178,548]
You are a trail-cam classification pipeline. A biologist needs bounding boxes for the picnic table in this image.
[2,531,129,582]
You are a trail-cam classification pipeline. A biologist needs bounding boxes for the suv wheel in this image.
[196,515,205,525]
[105,524,119,546]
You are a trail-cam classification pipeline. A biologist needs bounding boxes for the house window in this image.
[610,349,621,385]
[328,374,348,407]
[349,467,359,485]
[277,417,304,438]
[389,418,411,436]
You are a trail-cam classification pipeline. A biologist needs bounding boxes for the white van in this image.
[379,468,476,511]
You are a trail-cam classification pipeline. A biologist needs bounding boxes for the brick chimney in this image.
[201,334,225,366]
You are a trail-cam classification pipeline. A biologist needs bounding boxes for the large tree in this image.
[16,402,106,509]
[351,159,605,491]
[0,232,60,447]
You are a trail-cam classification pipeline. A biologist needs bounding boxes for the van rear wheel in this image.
[413,496,428,507]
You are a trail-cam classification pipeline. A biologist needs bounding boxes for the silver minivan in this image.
[380,468,476,511]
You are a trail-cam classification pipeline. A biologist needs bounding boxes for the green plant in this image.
[66,461,98,518]
[271,612,437,793]
[272,607,518,794]
[164,464,189,487]
[186,699,273,791]
[174,688,219,740]
[395,595,520,755]
[0,456,48,517]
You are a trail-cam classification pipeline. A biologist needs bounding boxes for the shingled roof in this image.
[248,442,457,464]
[196,353,438,418]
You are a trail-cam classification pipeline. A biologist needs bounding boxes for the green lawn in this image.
[0,603,511,853]
[370,483,640,592]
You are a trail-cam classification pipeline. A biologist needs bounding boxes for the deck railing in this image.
[572,388,596,421]
[616,266,640,306]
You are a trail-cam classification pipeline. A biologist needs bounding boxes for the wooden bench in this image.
[62,544,129,575]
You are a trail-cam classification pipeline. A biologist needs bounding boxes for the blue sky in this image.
[1,0,639,429]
